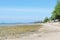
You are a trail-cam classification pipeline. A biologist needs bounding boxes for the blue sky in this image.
[0,0,57,23]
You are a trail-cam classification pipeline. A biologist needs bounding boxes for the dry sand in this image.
[2,22,60,40]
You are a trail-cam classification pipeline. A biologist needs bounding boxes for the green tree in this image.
[51,0,60,21]
[43,17,49,23]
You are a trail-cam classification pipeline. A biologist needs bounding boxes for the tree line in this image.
[43,0,60,23]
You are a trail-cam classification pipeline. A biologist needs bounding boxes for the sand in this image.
[2,22,60,40]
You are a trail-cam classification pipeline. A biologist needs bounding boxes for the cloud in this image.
[0,16,42,20]
[0,8,53,20]
[0,8,53,22]
[0,8,53,13]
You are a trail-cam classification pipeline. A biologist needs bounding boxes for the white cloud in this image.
[0,8,53,20]
[0,16,42,20]
[0,8,53,13]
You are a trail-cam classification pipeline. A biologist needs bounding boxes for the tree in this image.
[51,0,60,21]
[43,17,49,23]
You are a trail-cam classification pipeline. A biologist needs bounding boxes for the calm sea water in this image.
[0,23,40,26]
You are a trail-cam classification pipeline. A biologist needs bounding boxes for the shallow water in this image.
[0,23,40,26]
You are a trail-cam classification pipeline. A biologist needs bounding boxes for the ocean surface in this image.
[0,23,41,26]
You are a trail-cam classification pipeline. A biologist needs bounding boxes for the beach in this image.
[0,23,60,40]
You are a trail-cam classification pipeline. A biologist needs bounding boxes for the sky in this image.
[0,0,57,23]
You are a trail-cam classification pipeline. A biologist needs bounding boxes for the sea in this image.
[0,23,41,26]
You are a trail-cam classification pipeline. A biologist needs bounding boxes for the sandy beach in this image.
[0,22,60,40]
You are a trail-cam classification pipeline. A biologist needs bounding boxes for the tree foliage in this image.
[51,0,60,21]
[43,17,49,23]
